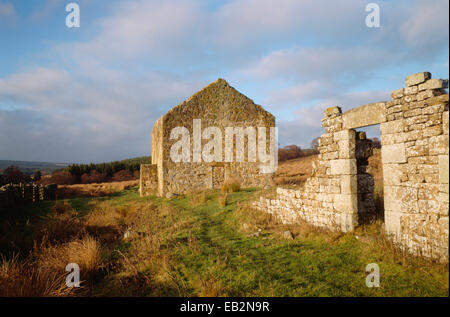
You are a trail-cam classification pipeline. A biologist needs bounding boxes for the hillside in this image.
[0,156,151,176]
[274,149,382,187]
[0,160,70,175]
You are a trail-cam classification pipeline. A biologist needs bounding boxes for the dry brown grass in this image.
[0,255,75,297]
[275,148,382,187]
[34,211,85,244]
[274,154,316,186]
[57,180,139,198]
[218,193,228,207]
[0,195,137,296]
[221,178,241,193]
[189,191,208,206]
[98,203,186,296]
[0,234,103,296]
[368,148,383,184]
[36,235,102,274]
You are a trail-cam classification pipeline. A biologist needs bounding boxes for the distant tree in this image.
[3,165,28,184]
[278,145,303,162]
[33,170,42,182]
[310,137,320,149]
[65,156,150,184]
[371,137,381,149]
[39,171,76,185]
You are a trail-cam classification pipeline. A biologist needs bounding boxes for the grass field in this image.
[1,183,448,297]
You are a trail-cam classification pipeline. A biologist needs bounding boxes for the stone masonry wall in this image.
[253,126,374,232]
[253,72,449,261]
[382,72,449,260]
[139,164,158,197]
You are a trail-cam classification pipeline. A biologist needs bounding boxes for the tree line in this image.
[0,157,151,186]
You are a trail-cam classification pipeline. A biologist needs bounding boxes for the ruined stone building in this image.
[253,72,449,261]
[140,79,275,198]
[141,72,449,261]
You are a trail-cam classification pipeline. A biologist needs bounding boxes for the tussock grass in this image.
[57,180,139,198]
[221,178,241,193]
[34,211,85,244]
[189,191,208,206]
[37,235,102,274]
[0,255,75,297]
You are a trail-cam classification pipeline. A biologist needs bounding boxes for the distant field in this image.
[274,149,382,187]
[275,155,317,185]
[0,160,70,175]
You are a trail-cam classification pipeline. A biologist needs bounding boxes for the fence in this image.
[0,183,57,212]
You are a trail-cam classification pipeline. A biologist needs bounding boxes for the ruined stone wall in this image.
[381,72,448,260]
[141,79,275,198]
[253,127,374,232]
[254,72,449,261]
[139,164,158,197]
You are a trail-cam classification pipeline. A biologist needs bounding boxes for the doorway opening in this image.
[355,124,383,224]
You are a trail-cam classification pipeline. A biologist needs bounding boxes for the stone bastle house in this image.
[140,79,275,198]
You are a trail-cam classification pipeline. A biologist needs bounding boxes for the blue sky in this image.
[0,0,448,163]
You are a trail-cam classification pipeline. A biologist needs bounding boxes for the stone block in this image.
[334,193,358,214]
[417,90,440,101]
[429,135,449,155]
[342,102,387,129]
[340,175,358,194]
[338,139,356,159]
[333,129,356,141]
[439,155,449,184]
[382,143,406,163]
[330,159,357,175]
[443,111,449,135]
[422,125,442,138]
[383,163,404,186]
[325,106,342,117]
[384,185,418,213]
[340,213,358,232]
[418,79,448,91]
[405,72,431,87]
[384,211,402,236]
[380,120,403,135]
[391,88,404,99]
[404,85,418,95]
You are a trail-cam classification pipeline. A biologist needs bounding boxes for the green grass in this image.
[2,186,448,297]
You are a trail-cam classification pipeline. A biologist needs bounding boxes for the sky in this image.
[0,0,448,164]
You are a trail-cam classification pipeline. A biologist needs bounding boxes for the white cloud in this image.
[278,89,391,147]
[399,0,449,51]
[68,0,204,63]
[0,0,448,162]
[0,67,203,162]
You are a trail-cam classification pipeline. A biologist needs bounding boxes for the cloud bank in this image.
[0,0,448,163]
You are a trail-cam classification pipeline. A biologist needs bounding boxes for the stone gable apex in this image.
[164,78,274,120]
